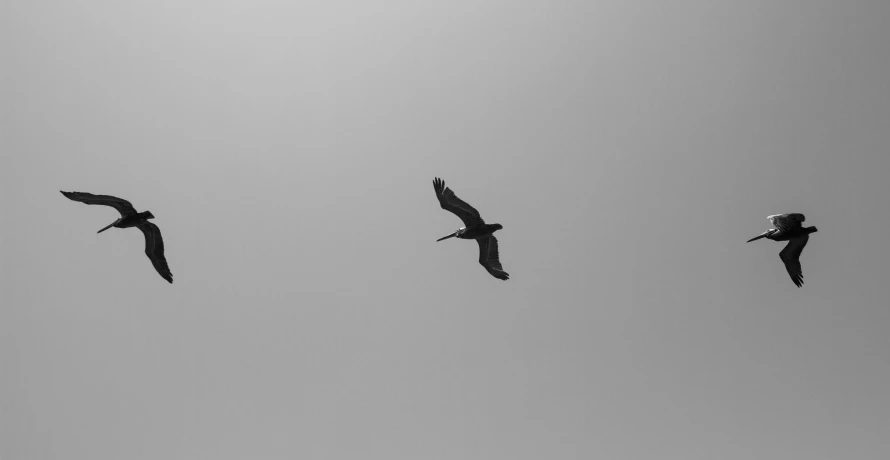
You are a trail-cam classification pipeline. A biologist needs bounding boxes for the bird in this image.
[432,177,508,280]
[61,191,173,283]
[746,213,818,287]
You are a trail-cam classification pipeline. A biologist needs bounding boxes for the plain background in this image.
[3,1,890,459]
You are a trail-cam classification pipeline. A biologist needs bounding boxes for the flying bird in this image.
[433,177,508,280]
[61,191,173,283]
[746,213,817,287]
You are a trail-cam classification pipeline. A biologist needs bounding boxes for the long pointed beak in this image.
[437,232,457,242]
[97,219,119,234]
[746,232,768,243]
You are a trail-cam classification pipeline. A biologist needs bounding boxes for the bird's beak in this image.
[97,219,120,234]
[437,232,457,242]
[746,232,768,243]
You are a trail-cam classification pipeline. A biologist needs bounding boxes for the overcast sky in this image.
[3,1,890,459]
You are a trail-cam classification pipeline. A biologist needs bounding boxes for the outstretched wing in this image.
[433,177,485,228]
[768,213,805,234]
[61,191,137,217]
[779,235,808,288]
[477,235,509,280]
[136,222,173,283]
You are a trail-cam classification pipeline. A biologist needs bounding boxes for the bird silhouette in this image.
[433,178,508,280]
[747,213,817,287]
[62,191,173,283]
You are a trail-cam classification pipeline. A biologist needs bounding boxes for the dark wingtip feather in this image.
[155,265,173,284]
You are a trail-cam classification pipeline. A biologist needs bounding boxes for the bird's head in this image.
[437,227,467,242]
[97,218,122,234]
[491,224,503,231]
[746,229,774,243]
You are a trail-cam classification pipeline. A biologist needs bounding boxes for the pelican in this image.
[61,191,173,283]
[746,213,817,287]
[433,177,509,280]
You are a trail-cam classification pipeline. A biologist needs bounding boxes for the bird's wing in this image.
[768,213,805,233]
[136,222,173,283]
[779,234,809,288]
[433,177,485,228]
[61,191,138,217]
[477,235,509,280]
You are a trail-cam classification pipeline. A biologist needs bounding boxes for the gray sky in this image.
[3,1,890,459]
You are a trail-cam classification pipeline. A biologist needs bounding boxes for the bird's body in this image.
[433,178,509,280]
[61,191,173,283]
[747,213,817,287]
[448,224,504,241]
[112,211,156,229]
